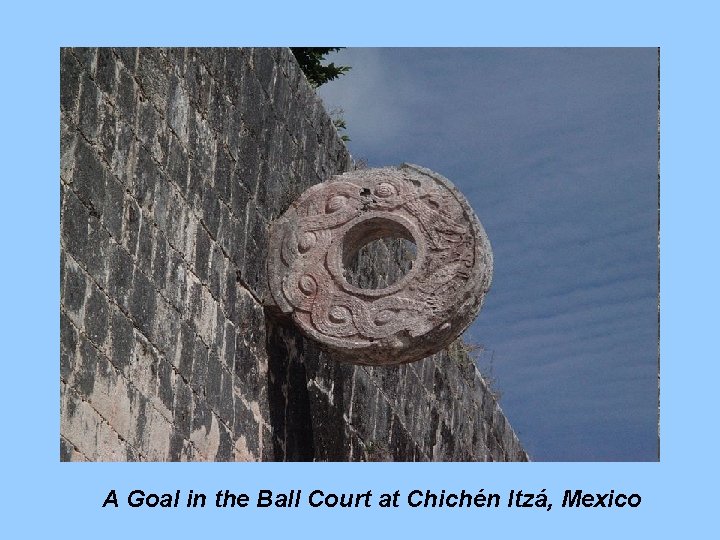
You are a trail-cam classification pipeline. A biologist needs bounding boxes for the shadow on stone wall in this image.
[265,314,315,460]
[265,314,354,461]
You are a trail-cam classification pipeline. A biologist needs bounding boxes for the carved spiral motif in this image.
[266,164,493,366]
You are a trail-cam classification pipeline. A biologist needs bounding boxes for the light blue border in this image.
[1,0,716,536]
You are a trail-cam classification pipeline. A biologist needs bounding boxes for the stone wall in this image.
[60,47,527,462]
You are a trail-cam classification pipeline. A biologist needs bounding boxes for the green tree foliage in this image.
[290,47,351,88]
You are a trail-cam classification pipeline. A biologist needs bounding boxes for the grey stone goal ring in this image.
[266,164,493,366]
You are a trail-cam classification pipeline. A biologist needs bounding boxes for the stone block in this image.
[173,379,193,438]
[221,261,237,320]
[77,73,100,141]
[136,216,154,275]
[233,336,260,404]
[186,155,205,210]
[84,285,110,350]
[196,287,218,345]
[232,398,259,452]
[166,74,191,146]
[165,249,187,313]
[110,120,136,183]
[152,177,170,232]
[190,336,208,397]
[60,118,78,184]
[157,357,174,412]
[222,50,246,105]
[166,136,190,194]
[239,71,267,137]
[222,320,236,372]
[242,205,268,299]
[95,48,117,97]
[151,235,168,287]
[62,255,87,317]
[168,430,186,461]
[215,421,234,462]
[207,243,225,300]
[107,243,134,312]
[219,368,235,427]
[139,100,169,166]
[84,213,111,288]
[132,145,159,210]
[121,195,141,255]
[136,49,170,114]
[128,330,161,403]
[189,398,213,457]
[201,189,221,240]
[60,311,78,380]
[260,425,275,462]
[194,226,211,282]
[205,348,222,412]
[184,51,212,116]
[60,49,82,116]
[74,337,98,398]
[72,47,97,74]
[61,188,89,262]
[253,48,277,97]
[112,47,137,71]
[103,175,125,240]
[173,322,192,378]
[115,68,137,121]
[157,303,181,372]
[208,82,231,142]
[129,269,157,338]
[60,436,78,462]
[110,307,133,372]
[350,369,376,437]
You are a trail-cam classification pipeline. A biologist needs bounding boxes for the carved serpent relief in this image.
[266,164,493,366]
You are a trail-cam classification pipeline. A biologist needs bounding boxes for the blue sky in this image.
[318,48,658,461]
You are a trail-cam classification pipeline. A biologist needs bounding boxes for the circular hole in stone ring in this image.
[328,213,425,296]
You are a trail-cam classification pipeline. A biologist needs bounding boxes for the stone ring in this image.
[266,163,493,366]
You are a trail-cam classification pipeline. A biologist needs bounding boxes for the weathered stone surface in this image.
[60,46,526,462]
[267,164,493,365]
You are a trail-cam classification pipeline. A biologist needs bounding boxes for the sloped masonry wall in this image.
[60,47,528,462]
